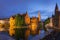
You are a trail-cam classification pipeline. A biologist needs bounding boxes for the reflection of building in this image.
[30,17,38,31]
[9,12,29,36]
[53,4,60,28]
[9,11,41,36]
[9,16,15,36]
[29,12,41,31]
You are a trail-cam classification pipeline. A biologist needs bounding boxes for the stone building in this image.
[0,18,9,31]
[9,12,29,36]
[29,12,41,31]
[30,17,39,31]
[0,18,9,24]
[9,16,15,36]
[52,4,60,28]
[38,11,41,22]
[45,4,60,29]
[9,11,41,36]
[45,17,53,28]
[25,12,30,25]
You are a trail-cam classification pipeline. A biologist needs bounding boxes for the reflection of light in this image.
[32,24,35,27]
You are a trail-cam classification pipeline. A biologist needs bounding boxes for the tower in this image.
[38,11,41,22]
[25,11,30,25]
[55,4,59,12]
[54,4,60,28]
[55,4,59,16]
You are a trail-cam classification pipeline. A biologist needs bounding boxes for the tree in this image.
[15,14,26,40]
[38,21,43,30]
[44,18,50,25]
[43,18,50,31]
[40,22,43,29]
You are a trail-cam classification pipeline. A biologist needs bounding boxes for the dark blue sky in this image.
[0,0,60,20]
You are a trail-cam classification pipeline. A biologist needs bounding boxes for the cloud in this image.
[28,9,54,20]
[0,0,58,19]
[41,16,48,20]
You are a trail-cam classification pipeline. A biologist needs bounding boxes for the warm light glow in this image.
[25,13,30,24]
[32,24,35,31]
[9,17,15,36]
[31,23,37,31]
[0,20,5,24]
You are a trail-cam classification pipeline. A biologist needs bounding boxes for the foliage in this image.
[40,22,42,28]
[15,14,24,27]
[14,14,26,40]
[38,21,43,30]
[44,18,50,25]
[43,18,50,31]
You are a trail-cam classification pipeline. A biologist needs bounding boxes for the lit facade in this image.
[9,12,41,36]
[9,16,15,36]
[30,17,38,31]
[45,17,53,28]
[25,12,30,25]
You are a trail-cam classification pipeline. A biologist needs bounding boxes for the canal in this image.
[0,29,53,40]
[0,31,15,40]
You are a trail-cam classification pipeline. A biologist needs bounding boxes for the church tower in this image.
[55,4,59,11]
[38,11,41,22]
[54,4,60,28]
[55,4,59,15]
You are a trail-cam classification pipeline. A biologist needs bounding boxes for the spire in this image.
[38,11,41,21]
[25,11,28,16]
[26,11,28,14]
[55,3,59,11]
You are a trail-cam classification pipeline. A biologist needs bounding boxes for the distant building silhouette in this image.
[38,11,41,21]
[53,4,60,28]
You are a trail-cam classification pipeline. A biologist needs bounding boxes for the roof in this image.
[0,18,9,20]
[11,13,27,18]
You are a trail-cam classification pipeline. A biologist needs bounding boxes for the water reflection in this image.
[28,29,53,40]
[0,31,14,40]
[0,29,53,40]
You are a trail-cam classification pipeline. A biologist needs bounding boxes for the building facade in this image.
[0,18,9,31]
[53,4,60,28]
[45,17,53,28]
[9,11,41,36]
[25,12,30,25]
[9,16,15,36]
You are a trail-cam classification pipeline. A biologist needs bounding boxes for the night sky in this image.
[0,0,60,20]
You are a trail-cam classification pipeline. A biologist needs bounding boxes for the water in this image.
[0,29,53,40]
[0,31,15,40]
[28,29,53,40]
